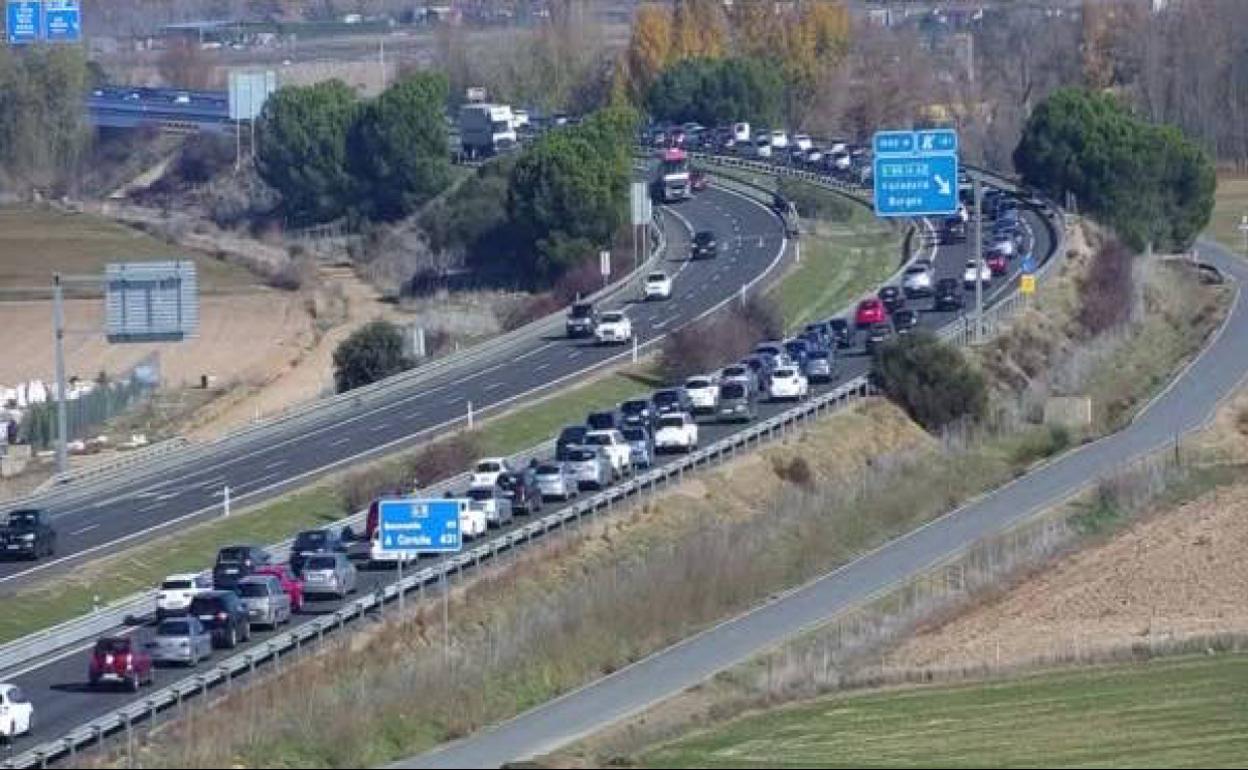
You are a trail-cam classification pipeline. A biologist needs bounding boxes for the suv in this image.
[556,425,590,461]
[718,381,757,423]
[88,636,153,691]
[0,509,56,560]
[212,545,272,592]
[933,277,964,311]
[157,573,212,619]
[655,412,699,453]
[619,399,657,430]
[586,410,618,431]
[584,430,633,478]
[188,591,252,648]
[467,484,515,528]
[289,528,348,576]
[692,230,718,259]
[301,552,358,599]
[498,469,543,515]
[566,302,598,338]
[237,575,293,629]
[877,285,905,313]
[652,388,692,416]
[827,318,852,349]
[621,426,654,470]
[685,376,720,415]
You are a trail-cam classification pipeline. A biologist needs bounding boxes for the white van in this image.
[733,122,751,143]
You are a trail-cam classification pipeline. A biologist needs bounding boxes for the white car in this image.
[902,262,934,298]
[654,412,699,453]
[466,485,513,528]
[753,138,772,159]
[831,152,852,171]
[768,367,809,401]
[793,133,812,152]
[458,501,487,540]
[769,130,789,149]
[988,235,1017,258]
[511,109,530,129]
[963,259,992,289]
[594,311,632,345]
[0,683,33,740]
[157,572,212,619]
[685,376,719,414]
[470,457,512,488]
[643,271,673,301]
[827,141,848,155]
[173,92,191,105]
[732,122,751,143]
[584,430,633,478]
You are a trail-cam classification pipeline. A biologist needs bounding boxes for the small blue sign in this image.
[874,154,959,217]
[915,129,958,154]
[873,131,915,156]
[43,0,80,43]
[1021,253,1037,275]
[378,499,462,555]
[5,0,40,44]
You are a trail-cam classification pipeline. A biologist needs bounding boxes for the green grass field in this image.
[0,206,258,293]
[641,654,1248,768]
[1207,175,1248,254]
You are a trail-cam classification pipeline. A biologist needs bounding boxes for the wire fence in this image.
[18,353,161,449]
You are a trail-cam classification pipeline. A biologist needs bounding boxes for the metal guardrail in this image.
[1,157,1069,770]
[5,205,668,518]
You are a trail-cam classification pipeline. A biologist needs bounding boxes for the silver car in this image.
[300,553,357,600]
[805,351,834,383]
[146,617,214,666]
[467,484,514,527]
[621,426,654,469]
[565,446,612,490]
[237,575,293,628]
[534,462,578,501]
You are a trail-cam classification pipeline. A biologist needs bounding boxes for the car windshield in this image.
[536,464,562,475]
[161,579,194,591]
[585,434,611,446]
[622,428,646,442]
[157,620,191,636]
[570,304,593,318]
[829,319,847,330]
[7,510,38,526]
[475,461,502,473]
[647,273,667,282]
[306,556,337,571]
[601,312,624,323]
[94,638,131,655]
[621,400,648,414]
[467,488,495,501]
[294,531,326,548]
[696,232,714,243]
[216,547,250,564]
[723,366,747,378]
[687,378,711,389]
[809,352,830,361]
[560,427,587,440]
[775,368,796,378]
[654,391,680,405]
[659,416,684,428]
[721,383,746,399]
[906,266,928,275]
[238,582,270,597]
[568,449,595,462]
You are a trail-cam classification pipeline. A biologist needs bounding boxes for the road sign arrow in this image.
[934,174,951,196]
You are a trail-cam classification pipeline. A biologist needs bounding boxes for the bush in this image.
[174,134,234,184]
[338,435,479,514]
[1077,238,1134,336]
[660,297,782,382]
[872,331,988,432]
[332,320,413,394]
[501,293,562,331]
[777,177,855,223]
[773,456,813,488]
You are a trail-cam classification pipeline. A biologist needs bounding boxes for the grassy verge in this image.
[1207,174,1248,253]
[0,363,658,646]
[638,654,1248,768]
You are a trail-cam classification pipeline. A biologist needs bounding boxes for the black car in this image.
[565,302,598,338]
[933,278,964,311]
[692,230,718,259]
[982,189,1004,218]
[893,308,920,334]
[498,470,543,515]
[556,425,590,461]
[941,216,967,243]
[586,410,618,431]
[784,338,811,368]
[827,318,852,349]
[864,322,893,354]
[878,285,905,313]
[289,529,348,576]
[188,591,251,649]
[741,355,775,391]
[620,398,656,430]
[212,545,272,592]
[652,388,692,415]
[0,509,56,560]
[803,321,833,349]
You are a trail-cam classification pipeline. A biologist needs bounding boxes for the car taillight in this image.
[124,653,134,670]
[104,653,114,666]
[217,611,228,621]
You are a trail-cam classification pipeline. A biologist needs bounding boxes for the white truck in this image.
[584,429,632,479]
[654,412,699,453]
[458,103,517,158]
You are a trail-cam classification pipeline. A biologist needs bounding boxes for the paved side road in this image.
[402,239,1248,769]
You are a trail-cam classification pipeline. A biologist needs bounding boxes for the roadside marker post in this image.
[467,400,474,429]
[222,485,230,518]
[1239,213,1248,257]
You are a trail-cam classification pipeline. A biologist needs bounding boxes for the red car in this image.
[255,564,306,612]
[88,636,153,691]
[855,298,887,327]
[985,252,1009,276]
[690,170,710,192]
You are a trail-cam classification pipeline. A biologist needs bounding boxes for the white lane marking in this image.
[330,436,351,447]
[533,362,549,372]
[137,501,164,513]
[371,422,391,432]
[446,396,463,406]
[404,410,424,421]
[231,471,279,493]
[264,459,287,470]
[70,524,99,536]
[653,318,669,330]
[484,381,505,392]
[568,350,582,359]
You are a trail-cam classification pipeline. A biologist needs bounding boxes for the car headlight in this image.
[20,533,35,541]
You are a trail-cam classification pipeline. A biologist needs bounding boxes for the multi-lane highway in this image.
[0,172,1055,763]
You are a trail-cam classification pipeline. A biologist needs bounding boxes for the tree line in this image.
[0,46,92,194]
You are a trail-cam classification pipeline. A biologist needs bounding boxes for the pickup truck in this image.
[654,412,699,453]
[0,509,56,560]
[584,429,632,478]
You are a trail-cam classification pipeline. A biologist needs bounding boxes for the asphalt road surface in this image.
[1,182,1054,760]
[404,240,1247,770]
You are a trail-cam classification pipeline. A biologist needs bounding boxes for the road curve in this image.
[403,240,1248,769]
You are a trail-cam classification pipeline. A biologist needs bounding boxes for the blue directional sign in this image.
[378,499,463,555]
[872,128,960,218]
[1020,253,1037,275]
[43,0,80,43]
[5,0,40,44]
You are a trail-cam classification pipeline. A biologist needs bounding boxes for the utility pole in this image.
[973,178,984,344]
[379,39,387,91]
[52,273,68,475]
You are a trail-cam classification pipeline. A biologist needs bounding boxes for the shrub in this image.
[1077,237,1133,336]
[660,296,782,381]
[872,331,988,432]
[332,320,413,394]
[777,177,855,223]
[501,293,563,331]
[773,456,814,488]
[338,434,480,513]
[174,134,234,184]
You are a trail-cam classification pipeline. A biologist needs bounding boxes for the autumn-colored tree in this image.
[670,0,727,60]
[621,3,673,103]
[781,0,850,125]
[727,0,785,60]
[158,37,215,90]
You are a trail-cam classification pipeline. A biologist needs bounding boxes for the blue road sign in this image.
[1021,253,1037,275]
[874,153,959,217]
[6,0,40,44]
[378,499,462,555]
[915,129,958,154]
[43,0,80,43]
[873,131,915,156]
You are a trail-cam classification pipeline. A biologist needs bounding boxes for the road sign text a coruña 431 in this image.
[872,128,959,218]
[378,499,463,556]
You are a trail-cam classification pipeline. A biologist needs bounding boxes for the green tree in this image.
[256,80,358,225]
[348,73,452,221]
[332,320,412,394]
[872,331,987,432]
[1014,87,1215,252]
[647,57,785,127]
[0,46,91,193]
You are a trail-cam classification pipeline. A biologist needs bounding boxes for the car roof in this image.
[164,572,201,581]
[601,310,625,319]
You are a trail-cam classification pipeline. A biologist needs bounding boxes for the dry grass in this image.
[1207,174,1248,253]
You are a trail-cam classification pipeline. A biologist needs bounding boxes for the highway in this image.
[0,175,1053,762]
[87,87,232,134]
[404,237,1247,769]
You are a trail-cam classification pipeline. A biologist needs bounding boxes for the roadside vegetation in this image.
[1208,174,1248,253]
